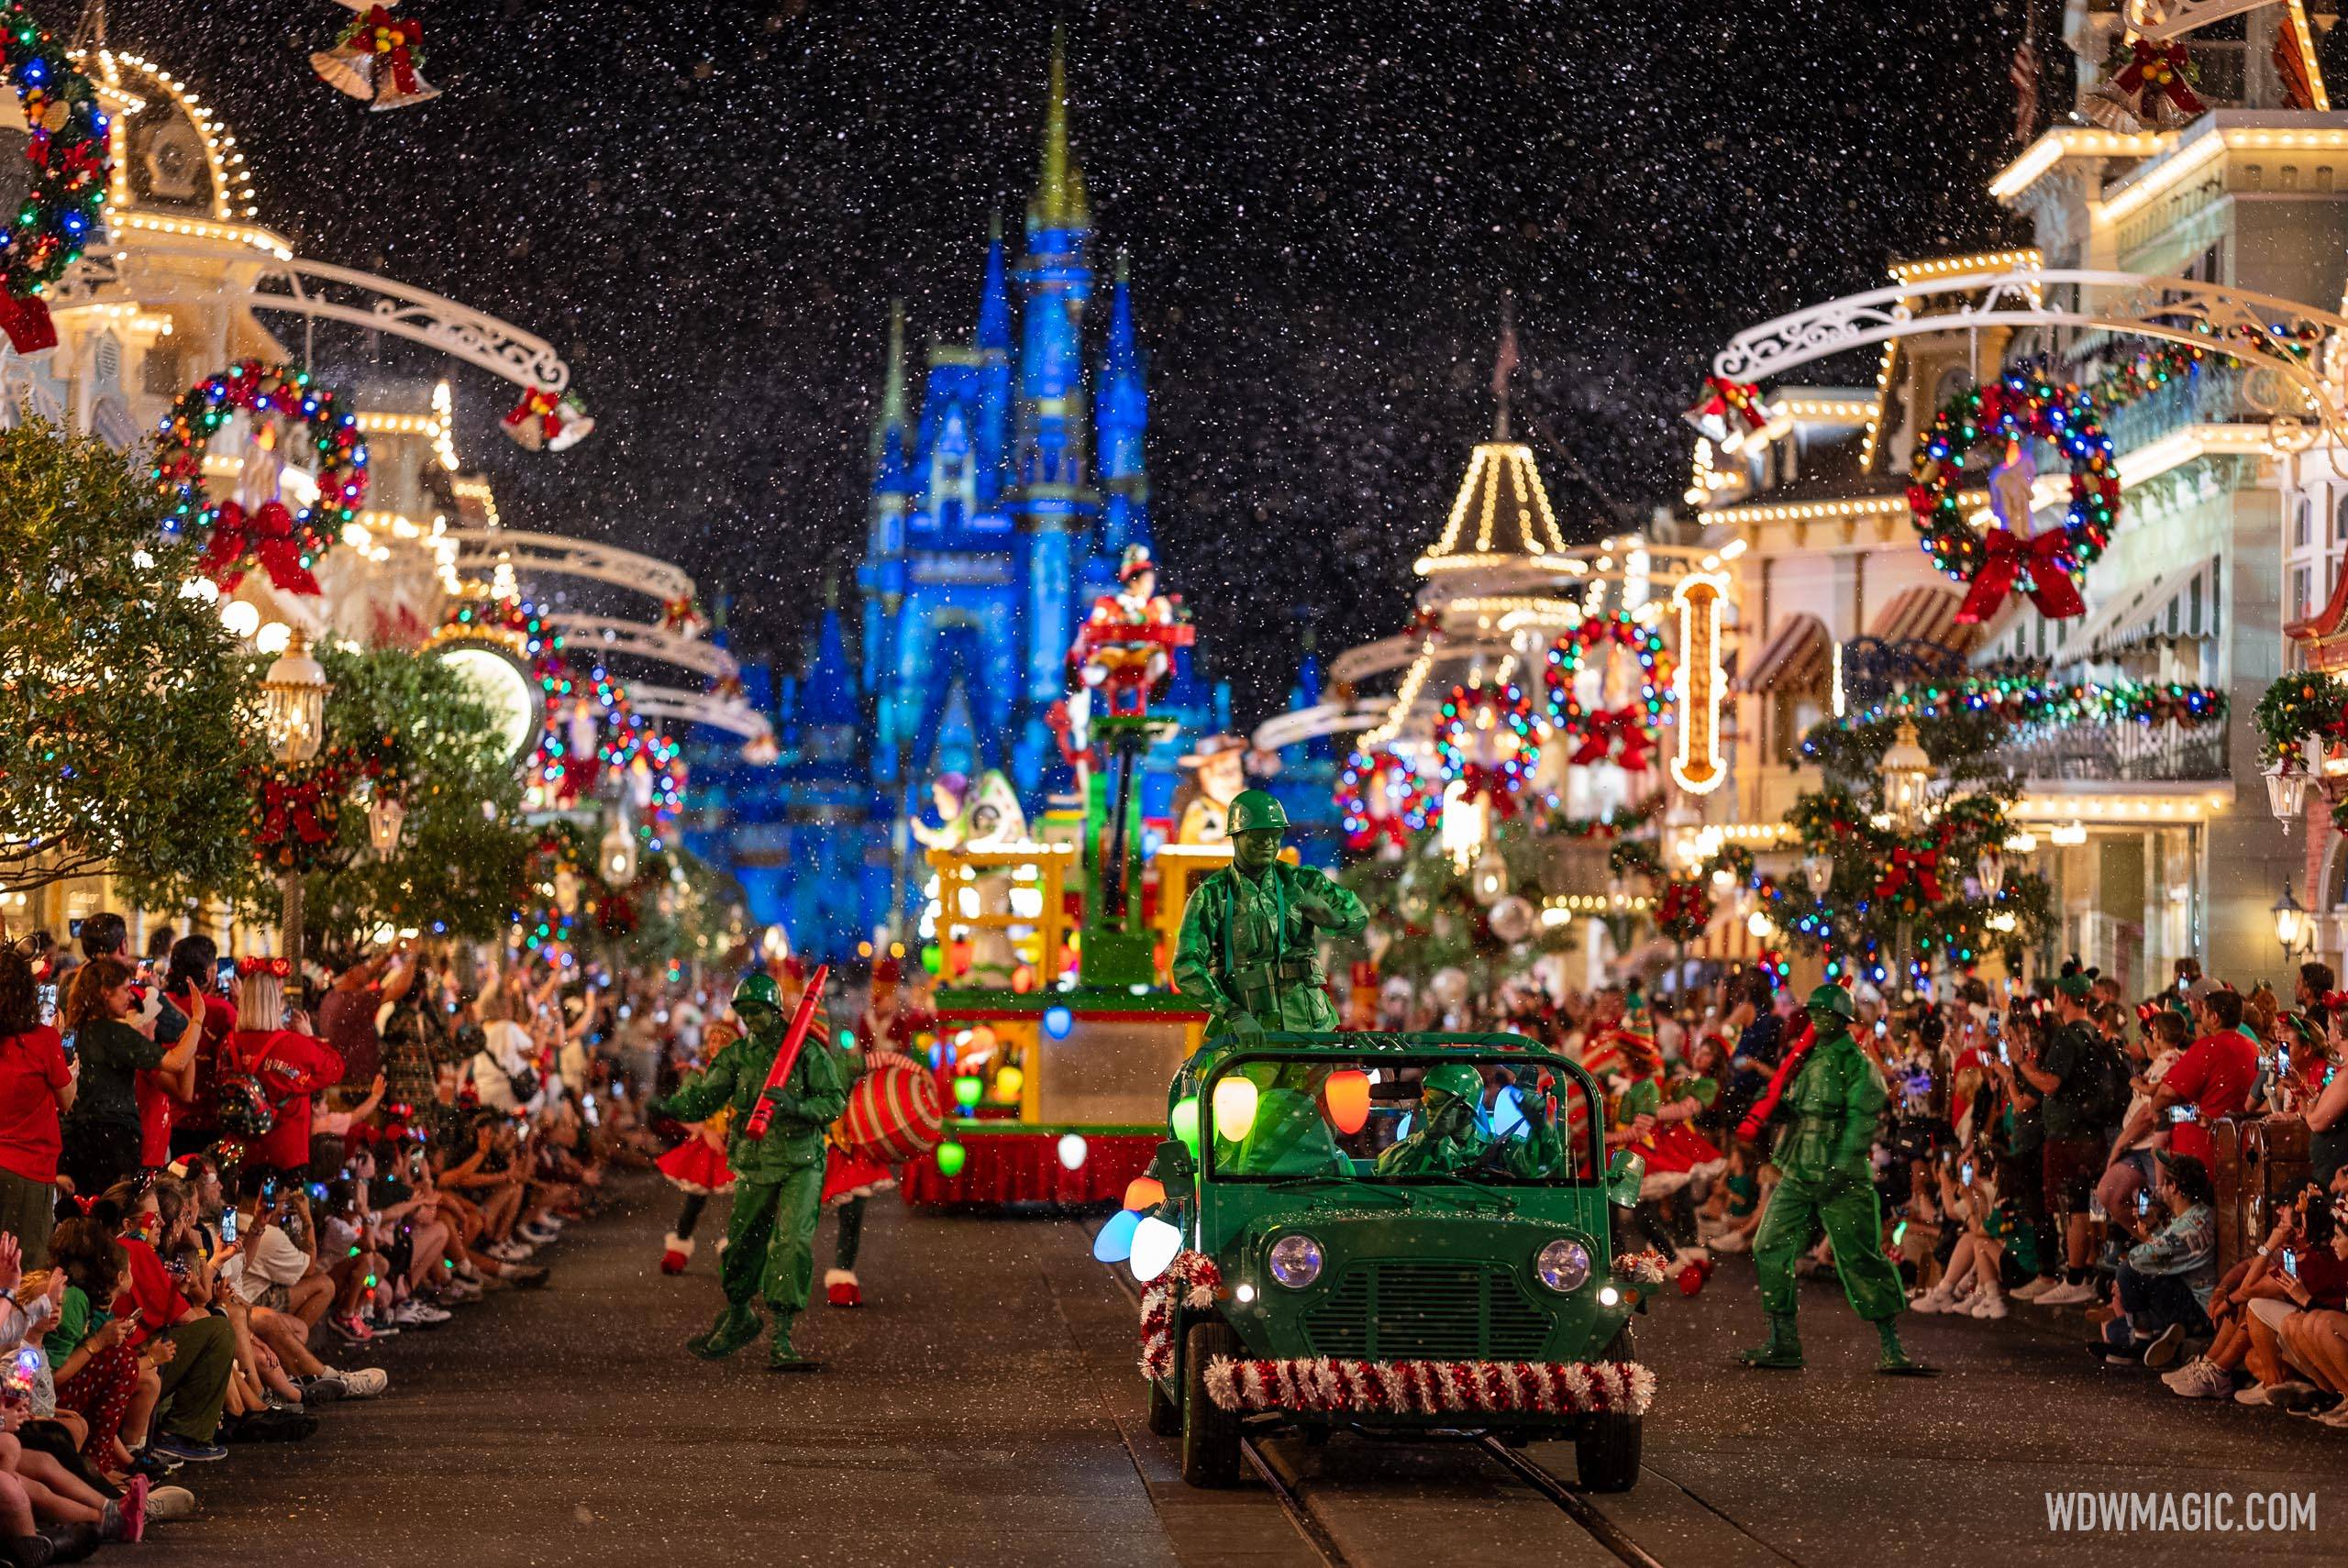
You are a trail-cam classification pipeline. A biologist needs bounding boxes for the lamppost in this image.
[259,628,330,973]
[1877,713,1935,996]
[2274,883,2314,968]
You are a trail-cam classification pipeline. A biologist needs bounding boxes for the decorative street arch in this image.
[1712,268,2348,445]
[443,529,697,604]
[626,684,772,744]
[544,613,740,685]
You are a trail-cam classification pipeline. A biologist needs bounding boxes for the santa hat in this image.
[1118,544,1156,583]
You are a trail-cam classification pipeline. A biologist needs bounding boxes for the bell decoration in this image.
[501,388,594,451]
[309,39,373,99]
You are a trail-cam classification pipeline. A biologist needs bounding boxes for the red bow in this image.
[366,8,425,95]
[203,501,321,596]
[1569,707,1654,772]
[1456,764,1522,817]
[2114,39,2205,117]
[1955,525,2086,624]
[505,388,562,440]
[1876,846,1944,905]
[0,294,56,355]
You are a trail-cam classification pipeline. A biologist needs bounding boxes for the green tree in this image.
[0,420,267,899]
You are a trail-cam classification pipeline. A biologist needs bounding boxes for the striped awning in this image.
[1867,584,1980,655]
[2061,558,2221,663]
[1739,613,1831,694]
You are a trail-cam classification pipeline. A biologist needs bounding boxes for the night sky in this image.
[124,0,2046,726]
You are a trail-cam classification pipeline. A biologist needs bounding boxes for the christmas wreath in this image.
[1906,368,2119,625]
[1434,683,1541,811]
[1653,878,1713,944]
[1545,613,1669,772]
[154,360,367,596]
[246,729,404,874]
[1335,747,1439,850]
[0,6,109,353]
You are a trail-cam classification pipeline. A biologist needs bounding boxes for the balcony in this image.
[1993,718,2229,785]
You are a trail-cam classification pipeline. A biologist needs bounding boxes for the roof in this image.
[1741,613,1831,695]
[1868,584,1979,655]
[1414,443,1568,576]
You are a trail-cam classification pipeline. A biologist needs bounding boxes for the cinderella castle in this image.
[682,33,1232,960]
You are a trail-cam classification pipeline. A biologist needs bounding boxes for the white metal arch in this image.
[626,685,771,744]
[545,613,740,683]
[445,530,697,604]
[1249,701,1394,754]
[1713,268,2348,443]
[55,240,571,394]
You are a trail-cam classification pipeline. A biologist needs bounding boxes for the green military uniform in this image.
[1741,986,1931,1375]
[657,972,848,1370]
[1375,1063,1567,1179]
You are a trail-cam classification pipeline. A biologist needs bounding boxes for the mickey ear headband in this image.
[2324,991,2348,1011]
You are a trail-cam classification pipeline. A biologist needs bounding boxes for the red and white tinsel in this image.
[1137,1251,1224,1381]
[1612,1249,1669,1285]
[1202,1356,1655,1417]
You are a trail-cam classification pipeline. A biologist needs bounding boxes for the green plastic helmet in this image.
[734,970,783,1016]
[1421,1062,1485,1104]
[1228,789,1289,836]
[1805,983,1856,1024]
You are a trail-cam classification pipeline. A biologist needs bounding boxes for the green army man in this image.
[655,970,848,1372]
[1375,1061,1567,1178]
[1740,984,1933,1376]
[1171,790,1368,1044]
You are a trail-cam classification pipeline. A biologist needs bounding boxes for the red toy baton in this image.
[743,964,830,1141]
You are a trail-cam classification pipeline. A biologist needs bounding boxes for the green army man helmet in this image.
[1228,789,1288,836]
[734,970,783,1017]
[1805,983,1856,1024]
[1421,1062,1485,1104]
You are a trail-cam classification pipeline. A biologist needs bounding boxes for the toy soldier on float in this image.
[1170,792,1370,1173]
[654,970,848,1372]
[1737,984,1933,1376]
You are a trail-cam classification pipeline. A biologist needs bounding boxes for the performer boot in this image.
[825,1268,862,1309]
[1874,1318,1937,1377]
[659,1234,695,1276]
[766,1313,822,1374]
[685,1302,763,1361]
[1737,1313,1805,1370]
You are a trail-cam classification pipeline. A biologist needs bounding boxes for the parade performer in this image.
[1072,545,1180,715]
[654,971,848,1372]
[1739,985,1933,1375]
[655,1017,739,1276]
[1169,734,1251,845]
[821,958,925,1309]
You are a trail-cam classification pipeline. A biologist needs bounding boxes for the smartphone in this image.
[2286,1249,2301,1280]
[260,1176,279,1203]
[35,986,55,1026]
[2280,1044,2293,1080]
[1998,1039,2010,1066]
[1959,1161,1976,1185]
[307,1183,329,1203]
[2136,1190,2152,1218]
[2169,1105,2193,1124]
[215,957,236,988]
[219,1209,238,1244]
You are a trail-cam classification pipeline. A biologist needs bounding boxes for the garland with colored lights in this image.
[154,360,366,596]
[0,6,109,353]
[2254,670,2348,768]
[1545,613,1669,773]
[1434,683,1541,812]
[1336,747,1440,850]
[1906,368,2119,622]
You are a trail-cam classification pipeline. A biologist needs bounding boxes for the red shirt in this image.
[2162,1028,2261,1166]
[172,996,238,1138]
[109,1233,187,1349]
[0,1026,72,1185]
[227,1028,346,1172]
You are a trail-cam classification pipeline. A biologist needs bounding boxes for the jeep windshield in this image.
[1193,1043,1600,1186]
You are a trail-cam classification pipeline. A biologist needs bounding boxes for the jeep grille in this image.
[1301,1261,1552,1360]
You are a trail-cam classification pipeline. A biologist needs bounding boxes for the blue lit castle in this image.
[681,33,1224,961]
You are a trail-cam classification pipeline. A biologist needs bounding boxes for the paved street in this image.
[146,1181,2348,1567]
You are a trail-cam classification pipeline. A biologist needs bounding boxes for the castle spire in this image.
[1030,24,1091,232]
[976,215,1011,352]
[869,299,912,500]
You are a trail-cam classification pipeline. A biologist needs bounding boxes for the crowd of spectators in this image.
[0,912,680,1563]
[1458,950,2348,1421]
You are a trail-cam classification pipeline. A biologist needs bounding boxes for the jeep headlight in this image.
[1535,1238,1591,1294]
[1267,1232,1324,1289]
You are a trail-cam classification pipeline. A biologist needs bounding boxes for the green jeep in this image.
[1138,1032,1654,1490]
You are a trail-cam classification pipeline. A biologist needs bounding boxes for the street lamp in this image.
[260,628,331,973]
[1801,853,1834,897]
[1975,847,2006,897]
[2274,884,2313,959]
[1877,716,1934,835]
[364,791,405,859]
[1469,846,1509,908]
[2266,761,2309,823]
[599,811,639,886]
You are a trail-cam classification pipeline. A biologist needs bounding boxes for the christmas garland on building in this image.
[0,6,109,353]
[1545,613,1669,772]
[1908,368,2120,623]
[154,361,367,596]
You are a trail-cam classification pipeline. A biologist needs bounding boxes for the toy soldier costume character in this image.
[1740,984,1933,1375]
[655,970,848,1372]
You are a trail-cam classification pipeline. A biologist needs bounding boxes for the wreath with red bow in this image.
[1654,878,1713,944]
[246,729,403,874]
[1905,368,2118,625]
[1545,613,1670,773]
[1335,747,1439,850]
[0,3,111,355]
[153,360,367,597]
[1873,845,1945,920]
[1434,684,1542,810]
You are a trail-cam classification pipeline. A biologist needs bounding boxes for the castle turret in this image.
[1095,248,1149,561]
[858,300,912,697]
[974,215,1013,509]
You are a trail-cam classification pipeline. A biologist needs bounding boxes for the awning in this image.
[2059,558,2221,663]
[1867,584,1980,655]
[1739,613,1831,694]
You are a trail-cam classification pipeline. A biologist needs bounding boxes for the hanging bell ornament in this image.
[310,42,375,100]
[371,71,441,112]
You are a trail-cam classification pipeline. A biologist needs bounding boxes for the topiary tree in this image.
[0,420,268,903]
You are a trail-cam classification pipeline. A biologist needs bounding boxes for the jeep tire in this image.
[1146,1373,1180,1437]
[1180,1320,1243,1486]
[1576,1321,1642,1492]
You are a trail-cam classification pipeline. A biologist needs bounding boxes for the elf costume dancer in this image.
[656,1020,739,1276]
[655,971,847,1372]
[1739,984,1933,1375]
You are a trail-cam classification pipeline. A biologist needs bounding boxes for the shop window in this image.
[2296,564,2313,617]
[2297,496,2313,547]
